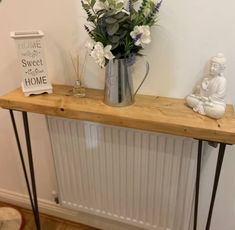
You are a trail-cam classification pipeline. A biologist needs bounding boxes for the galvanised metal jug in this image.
[104,58,149,107]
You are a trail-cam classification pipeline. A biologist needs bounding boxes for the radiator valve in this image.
[52,190,59,204]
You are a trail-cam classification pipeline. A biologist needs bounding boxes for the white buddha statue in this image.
[186,53,227,119]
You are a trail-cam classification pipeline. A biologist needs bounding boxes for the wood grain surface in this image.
[0,84,235,144]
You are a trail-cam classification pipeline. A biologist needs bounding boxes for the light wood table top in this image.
[0,84,235,144]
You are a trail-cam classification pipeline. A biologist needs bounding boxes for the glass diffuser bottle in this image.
[71,53,86,97]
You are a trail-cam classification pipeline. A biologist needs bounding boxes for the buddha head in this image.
[210,53,226,76]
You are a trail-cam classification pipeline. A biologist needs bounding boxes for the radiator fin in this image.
[48,117,197,230]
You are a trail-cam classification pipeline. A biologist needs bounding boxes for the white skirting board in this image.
[0,188,145,230]
[47,117,198,230]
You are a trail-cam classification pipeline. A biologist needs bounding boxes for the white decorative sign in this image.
[11,31,53,96]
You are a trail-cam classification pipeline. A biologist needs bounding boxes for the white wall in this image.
[0,0,235,230]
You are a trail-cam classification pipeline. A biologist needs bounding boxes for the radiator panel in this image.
[48,117,197,230]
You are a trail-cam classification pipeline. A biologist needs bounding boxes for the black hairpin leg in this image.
[205,143,226,230]
[9,110,41,230]
[194,139,203,230]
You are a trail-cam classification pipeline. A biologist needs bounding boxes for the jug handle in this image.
[134,60,150,96]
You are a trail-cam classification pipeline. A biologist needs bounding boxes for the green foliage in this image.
[82,0,162,58]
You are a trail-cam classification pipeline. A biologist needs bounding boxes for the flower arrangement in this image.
[82,0,163,67]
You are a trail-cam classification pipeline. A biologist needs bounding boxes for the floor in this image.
[0,201,99,230]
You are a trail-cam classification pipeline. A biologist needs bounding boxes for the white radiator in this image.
[47,116,197,230]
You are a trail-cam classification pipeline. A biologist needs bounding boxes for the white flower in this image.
[130,25,151,46]
[85,40,95,52]
[90,42,114,68]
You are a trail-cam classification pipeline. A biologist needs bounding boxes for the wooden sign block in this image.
[11,31,53,96]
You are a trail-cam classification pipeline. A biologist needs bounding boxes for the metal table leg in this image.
[205,143,226,230]
[194,140,203,230]
[9,110,41,230]
[194,140,226,230]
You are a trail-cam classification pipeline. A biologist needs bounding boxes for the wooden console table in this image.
[1,84,235,230]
